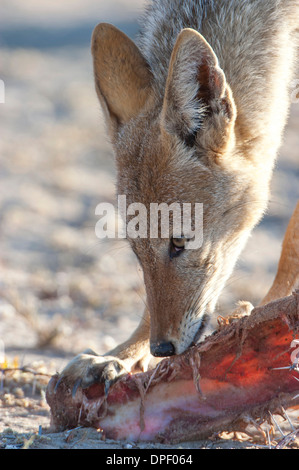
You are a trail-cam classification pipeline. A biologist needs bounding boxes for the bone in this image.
[46,290,299,443]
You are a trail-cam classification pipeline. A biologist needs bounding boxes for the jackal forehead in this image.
[116,125,214,203]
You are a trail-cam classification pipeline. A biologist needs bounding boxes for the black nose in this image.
[150,341,176,357]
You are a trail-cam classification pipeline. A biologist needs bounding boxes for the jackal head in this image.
[91,24,267,356]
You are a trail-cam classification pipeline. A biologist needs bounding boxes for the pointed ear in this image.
[91,23,153,136]
[161,28,236,153]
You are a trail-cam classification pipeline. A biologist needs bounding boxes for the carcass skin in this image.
[46,291,299,443]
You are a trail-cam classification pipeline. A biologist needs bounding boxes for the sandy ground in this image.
[0,0,299,450]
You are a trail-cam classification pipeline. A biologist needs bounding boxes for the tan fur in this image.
[260,201,299,306]
[91,23,154,138]
[60,0,299,388]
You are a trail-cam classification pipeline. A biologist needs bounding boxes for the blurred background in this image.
[0,0,298,374]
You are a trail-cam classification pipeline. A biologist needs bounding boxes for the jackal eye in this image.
[170,236,186,258]
[172,237,186,248]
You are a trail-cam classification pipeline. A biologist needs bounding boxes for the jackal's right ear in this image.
[162,29,236,154]
[91,23,153,138]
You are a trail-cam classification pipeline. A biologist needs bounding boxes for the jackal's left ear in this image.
[162,29,236,153]
[92,23,153,137]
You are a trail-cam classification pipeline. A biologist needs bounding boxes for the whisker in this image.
[222,196,296,219]
[83,238,129,256]
[131,285,150,326]
[222,198,268,216]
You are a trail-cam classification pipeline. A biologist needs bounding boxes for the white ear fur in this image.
[162,28,236,147]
